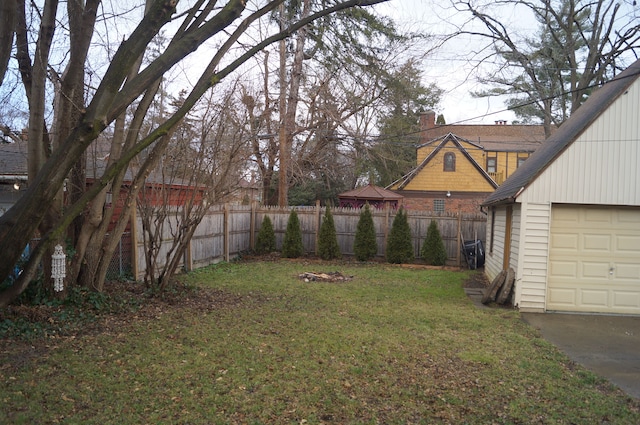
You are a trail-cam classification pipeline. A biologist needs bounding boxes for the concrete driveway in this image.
[521,313,640,399]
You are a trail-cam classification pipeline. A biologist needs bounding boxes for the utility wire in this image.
[366,69,640,144]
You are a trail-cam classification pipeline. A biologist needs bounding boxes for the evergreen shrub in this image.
[353,204,377,261]
[386,208,414,264]
[255,215,276,254]
[421,220,447,266]
[282,210,304,258]
[318,207,341,260]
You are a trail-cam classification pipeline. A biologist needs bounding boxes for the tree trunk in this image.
[0,0,16,85]
[277,2,289,207]
[73,0,155,292]
[278,0,311,206]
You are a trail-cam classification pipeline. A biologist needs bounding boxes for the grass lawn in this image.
[1,260,639,424]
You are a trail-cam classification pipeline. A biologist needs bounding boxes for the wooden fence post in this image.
[314,200,321,255]
[224,203,230,262]
[185,233,193,272]
[250,201,256,251]
[457,210,462,267]
[130,198,139,280]
[383,203,390,257]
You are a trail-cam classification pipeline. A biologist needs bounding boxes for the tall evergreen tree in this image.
[353,203,377,261]
[282,209,304,258]
[318,207,341,260]
[421,220,447,266]
[386,208,414,264]
[368,59,443,187]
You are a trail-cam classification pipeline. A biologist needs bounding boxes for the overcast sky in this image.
[375,0,537,125]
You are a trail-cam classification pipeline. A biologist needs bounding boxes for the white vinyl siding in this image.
[515,202,550,312]
[509,205,520,272]
[519,78,640,207]
[484,208,505,281]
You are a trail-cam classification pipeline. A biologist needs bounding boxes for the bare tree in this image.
[138,86,251,290]
[450,0,640,135]
[0,0,390,306]
[242,78,280,205]
[247,1,414,205]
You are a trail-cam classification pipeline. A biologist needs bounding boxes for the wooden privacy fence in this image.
[133,203,486,279]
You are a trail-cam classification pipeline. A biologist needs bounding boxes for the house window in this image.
[443,152,456,171]
[434,199,445,213]
[486,157,497,173]
[489,207,496,254]
[517,156,527,168]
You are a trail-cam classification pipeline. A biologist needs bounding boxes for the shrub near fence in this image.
[134,203,486,280]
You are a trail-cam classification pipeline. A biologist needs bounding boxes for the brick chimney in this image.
[420,110,437,130]
[418,110,437,145]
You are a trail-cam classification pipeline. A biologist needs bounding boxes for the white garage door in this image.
[547,205,640,314]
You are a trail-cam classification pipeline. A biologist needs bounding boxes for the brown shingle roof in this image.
[339,184,404,201]
[420,124,547,152]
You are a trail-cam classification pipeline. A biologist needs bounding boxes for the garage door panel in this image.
[618,209,640,223]
[549,260,577,277]
[581,261,609,279]
[614,263,640,280]
[580,290,609,307]
[612,292,640,308]
[615,235,640,252]
[584,208,613,223]
[583,234,611,252]
[548,205,640,314]
[547,288,576,306]
[552,208,581,223]
[550,233,579,250]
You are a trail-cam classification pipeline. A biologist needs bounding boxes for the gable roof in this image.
[483,59,640,207]
[390,133,498,190]
[339,183,404,201]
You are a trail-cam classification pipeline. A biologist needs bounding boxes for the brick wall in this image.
[400,191,488,214]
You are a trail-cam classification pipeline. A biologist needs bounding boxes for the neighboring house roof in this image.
[483,59,640,206]
[86,138,202,189]
[0,139,28,181]
[339,184,404,201]
[0,136,204,189]
[420,122,548,152]
[391,133,498,191]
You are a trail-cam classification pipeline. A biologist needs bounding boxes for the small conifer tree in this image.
[255,215,276,254]
[282,209,304,258]
[386,208,414,264]
[421,220,447,266]
[318,206,341,260]
[354,203,377,261]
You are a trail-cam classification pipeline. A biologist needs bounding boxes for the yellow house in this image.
[388,111,549,213]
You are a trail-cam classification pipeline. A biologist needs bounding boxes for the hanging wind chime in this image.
[51,244,66,292]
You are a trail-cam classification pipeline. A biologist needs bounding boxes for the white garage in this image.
[547,205,640,314]
[482,59,640,314]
